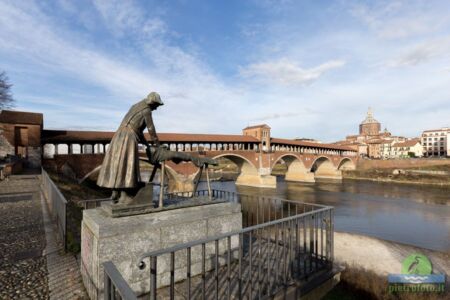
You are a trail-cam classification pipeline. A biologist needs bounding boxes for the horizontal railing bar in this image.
[210,190,331,209]
[190,189,331,210]
[103,261,138,300]
[78,198,111,203]
[138,206,332,263]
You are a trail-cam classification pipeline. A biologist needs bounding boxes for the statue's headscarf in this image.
[145,92,164,107]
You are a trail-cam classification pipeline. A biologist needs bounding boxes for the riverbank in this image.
[325,232,450,299]
[356,158,450,170]
[343,174,450,187]
[343,165,450,187]
[334,232,449,275]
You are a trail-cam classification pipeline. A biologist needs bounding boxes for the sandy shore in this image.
[334,231,450,276]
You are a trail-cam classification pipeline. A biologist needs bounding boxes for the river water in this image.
[198,178,450,252]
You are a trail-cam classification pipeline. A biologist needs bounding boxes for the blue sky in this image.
[1,0,450,141]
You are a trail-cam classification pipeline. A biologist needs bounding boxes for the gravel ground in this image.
[0,181,49,299]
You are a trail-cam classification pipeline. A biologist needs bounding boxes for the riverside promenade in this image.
[0,174,87,299]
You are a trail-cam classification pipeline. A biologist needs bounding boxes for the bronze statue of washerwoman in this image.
[97,92,217,204]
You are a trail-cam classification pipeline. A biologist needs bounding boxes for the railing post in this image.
[104,273,111,300]
[330,209,334,264]
[150,256,157,300]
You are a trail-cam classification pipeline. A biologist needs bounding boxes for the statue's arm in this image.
[143,109,160,146]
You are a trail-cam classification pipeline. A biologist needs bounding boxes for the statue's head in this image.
[145,92,164,110]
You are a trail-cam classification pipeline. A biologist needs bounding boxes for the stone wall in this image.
[0,127,14,158]
[357,158,450,170]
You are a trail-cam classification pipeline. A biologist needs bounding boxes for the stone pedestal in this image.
[81,202,242,300]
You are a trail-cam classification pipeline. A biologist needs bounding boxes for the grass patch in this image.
[47,171,110,201]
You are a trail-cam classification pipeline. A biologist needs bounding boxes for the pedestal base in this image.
[81,202,242,299]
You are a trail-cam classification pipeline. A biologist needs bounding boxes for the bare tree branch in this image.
[0,71,15,109]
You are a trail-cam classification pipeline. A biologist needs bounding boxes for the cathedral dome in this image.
[359,107,381,136]
[361,107,379,124]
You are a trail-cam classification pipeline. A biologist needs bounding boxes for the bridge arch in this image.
[272,154,315,182]
[212,153,274,187]
[212,153,258,176]
[311,156,342,180]
[271,153,301,169]
[43,143,55,159]
[337,157,356,170]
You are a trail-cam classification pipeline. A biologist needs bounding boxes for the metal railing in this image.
[77,190,235,210]
[104,261,138,300]
[135,191,333,300]
[78,197,113,209]
[41,168,68,251]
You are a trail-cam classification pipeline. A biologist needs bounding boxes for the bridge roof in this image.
[157,133,259,143]
[41,129,355,151]
[270,138,355,151]
[42,130,260,144]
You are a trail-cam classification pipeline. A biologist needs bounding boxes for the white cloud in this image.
[0,1,246,134]
[253,112,300,122]
[240,59,345,86]
[386,36,450,67]
[350,1,448,40]
[92,0,167,38]
[1,0,449,142]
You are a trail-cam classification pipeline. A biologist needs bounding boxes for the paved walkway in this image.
[0,175,87,299]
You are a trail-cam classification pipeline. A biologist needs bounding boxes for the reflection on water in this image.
[197,178,450,252]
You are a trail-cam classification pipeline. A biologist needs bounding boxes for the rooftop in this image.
[42,130,260,143]
[243,124,271,130]
[423,128,450,133]
[0,110,43,126]
[270,137,355,151]
[393,139,421,147]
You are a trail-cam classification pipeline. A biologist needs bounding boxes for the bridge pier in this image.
[285,171,315,182]
[314,167,343,181]
[235,173,277,188]
[284,159,315,183]
[310,157,343,181]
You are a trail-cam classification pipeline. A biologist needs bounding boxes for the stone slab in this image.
[81,202,242,300]
[102,196,227,218]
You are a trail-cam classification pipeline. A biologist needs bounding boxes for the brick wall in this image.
[43,154,105,178]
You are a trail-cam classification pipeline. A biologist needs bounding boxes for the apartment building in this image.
[391,139,423,158]
[421,128,450,157]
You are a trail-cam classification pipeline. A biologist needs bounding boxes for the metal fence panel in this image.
[137,191,334,299]
[41,168,67,250]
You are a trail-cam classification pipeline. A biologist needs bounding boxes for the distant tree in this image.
[0,71,15,109]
